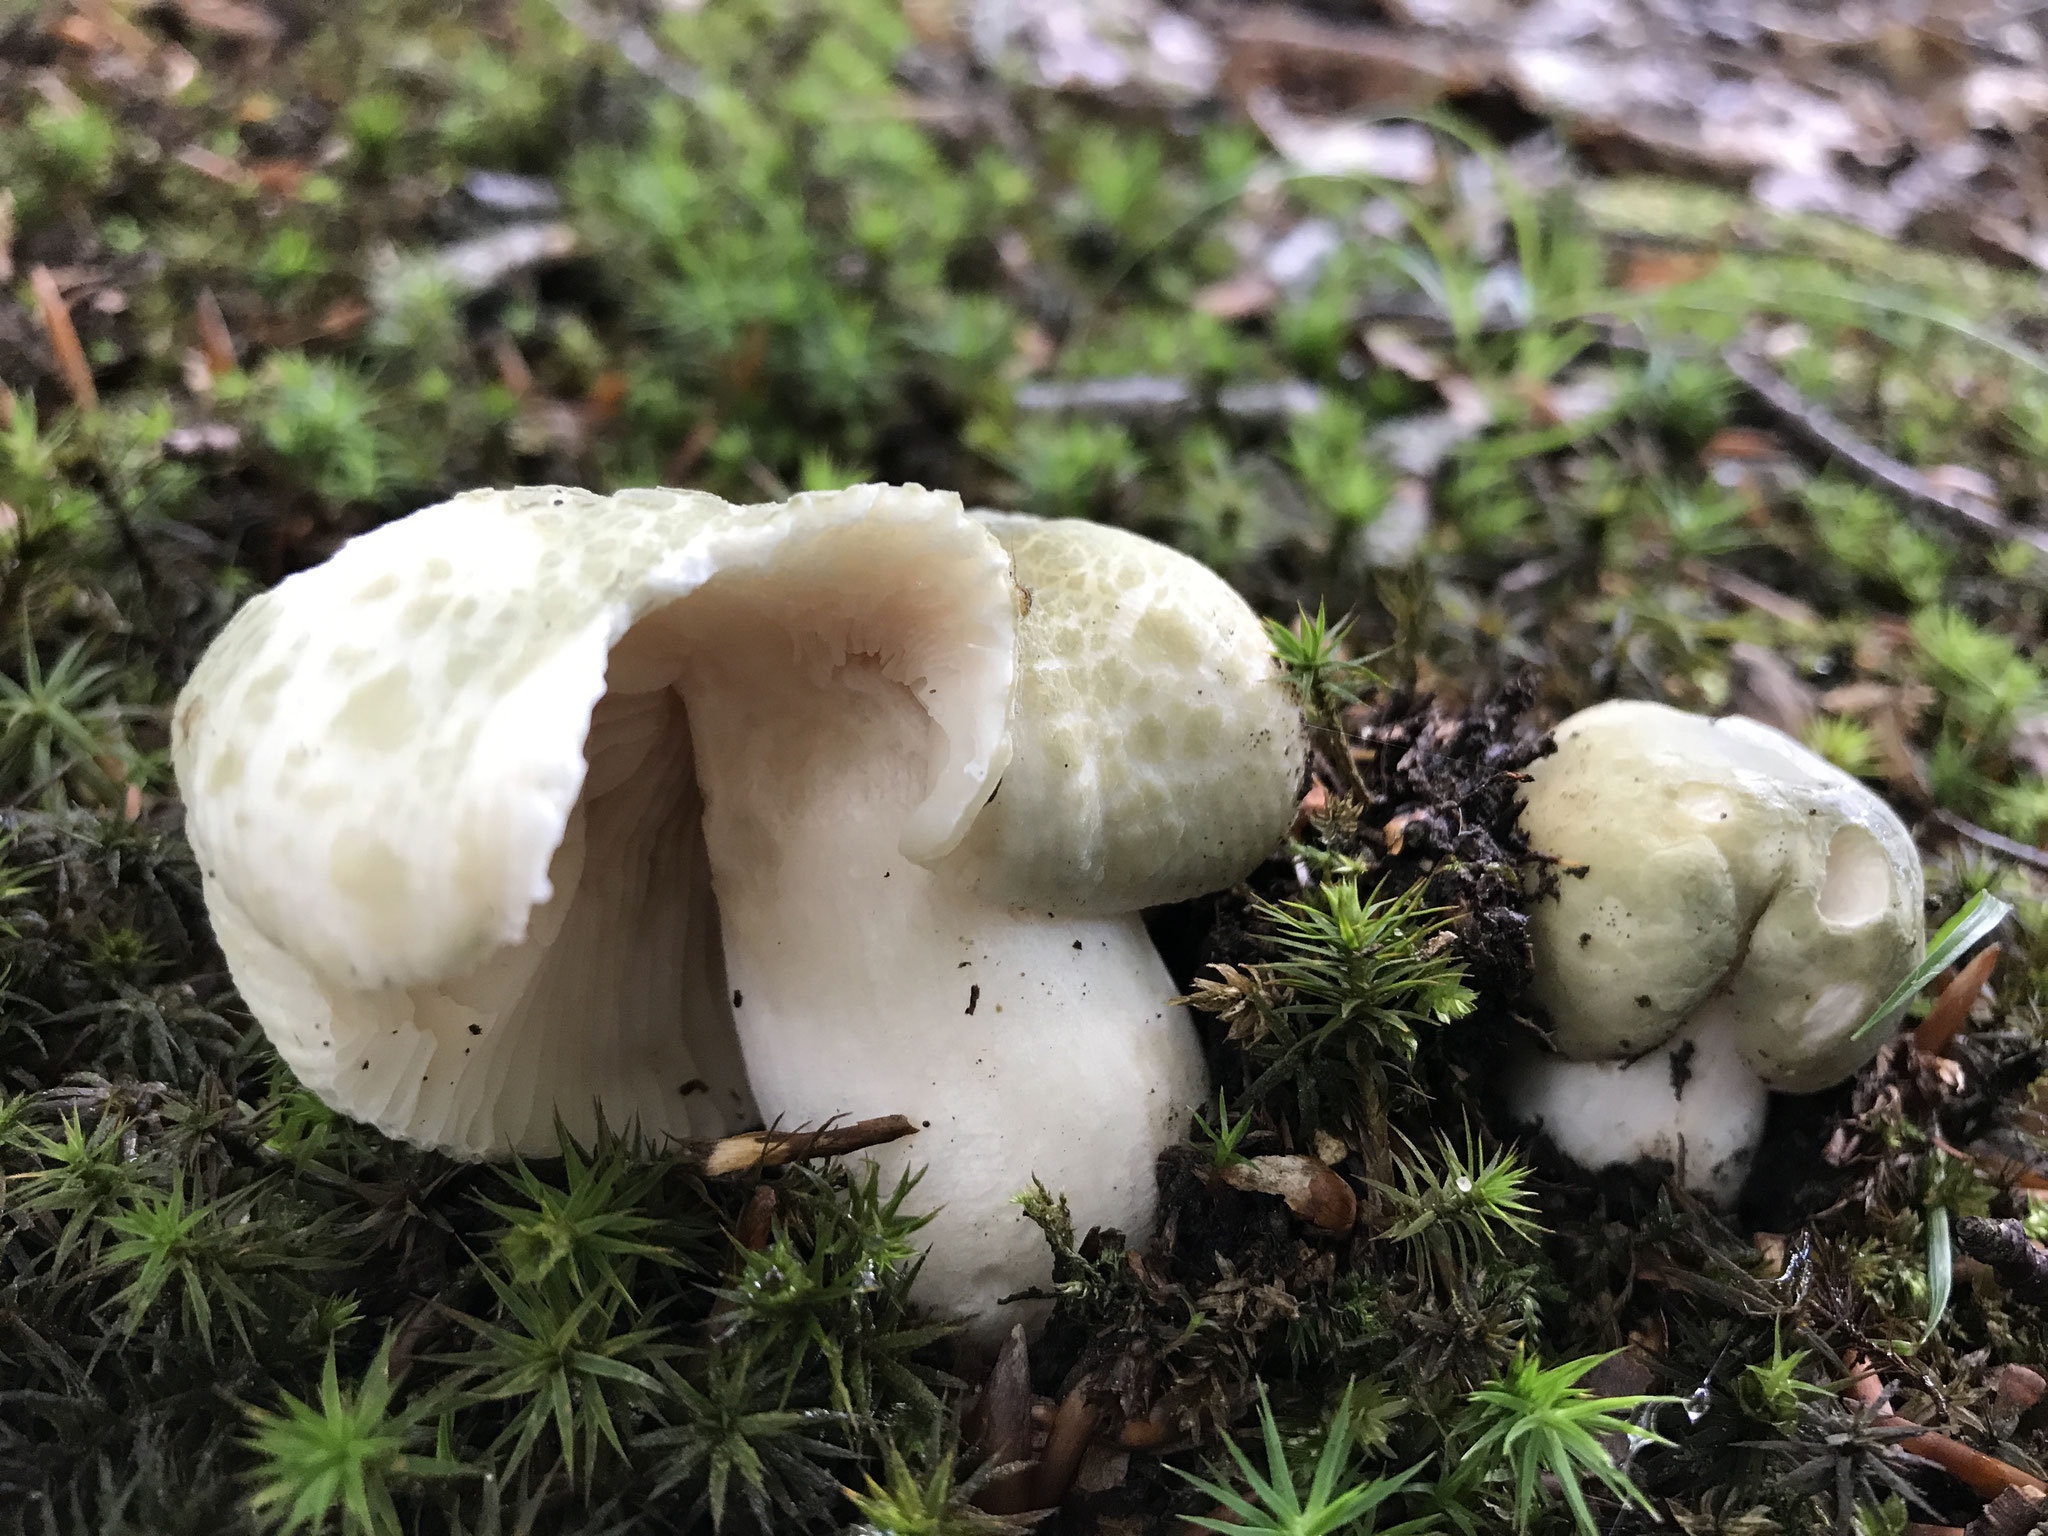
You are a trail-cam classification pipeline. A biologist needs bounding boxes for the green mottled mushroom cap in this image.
[950,513,1306,913]
[173,484,1013,1154]
[1520,699,1925,1093]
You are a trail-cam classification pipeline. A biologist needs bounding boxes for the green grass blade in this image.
[1922,1204,1952,1346]
[1853,891,2012,1040]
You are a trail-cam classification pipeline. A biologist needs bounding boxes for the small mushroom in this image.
[1509,699,1924,1200]
[172,485,1303,1331]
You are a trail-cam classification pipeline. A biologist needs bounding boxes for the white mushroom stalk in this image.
[1510,700,1925,1201]
[173,485,1303,1331]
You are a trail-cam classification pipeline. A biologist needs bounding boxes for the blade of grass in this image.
[1922,1205,1952,1346]
[1853,891,2012,1040]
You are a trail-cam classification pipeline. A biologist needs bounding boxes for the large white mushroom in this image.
[172,485,1303,1331]
[1509,699,1925,1201]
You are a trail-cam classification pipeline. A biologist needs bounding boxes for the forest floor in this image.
[4,2,2048,1533]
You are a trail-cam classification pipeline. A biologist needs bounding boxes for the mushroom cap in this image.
[948,513,1306,914]
[1520,699,1924,1092]
[172,484,1016,1153]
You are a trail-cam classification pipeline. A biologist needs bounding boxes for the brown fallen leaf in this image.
[30,265,97,411]
[1377,809,1411,857]
[1727,640,1816,739]
[1030,1388,1097,1510]
[733,1184,777,1250]
[666,417,720,484]
[1700,427,1789,462]
[1005,322,1056,379]
[175,144,249,186]
[73,0,156,65]
[195,287,237,378]
[175,0,284,42]
[1118,1409,1173,1449]
[1224,8,1467,113]
[1994,1364,2046,1418]
[1913,945,1999,1057]
[1933,1136,2048,1196]
[1193,270,1278,320]
[312,299,370,340]
[492,335,534,399]
[1685,562,1821,628]
[1363,324,1443,382]
[1620,247,1719,291]
[584,370,629,424]
[54,14,106,51]
[969,1325,1038,1516]
[1220,1153,1357,1232]
[1828,685,1931,799]
[250,160,309,197]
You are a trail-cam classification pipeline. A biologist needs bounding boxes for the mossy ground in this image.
[4,2,2048,1532]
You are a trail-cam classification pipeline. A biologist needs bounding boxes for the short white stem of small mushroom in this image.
[1510,999,1769,1203]
[665,637,1207,1335]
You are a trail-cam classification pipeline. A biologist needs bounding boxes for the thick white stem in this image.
[1509,1003,1769,1203]
[653,607,1206,1335]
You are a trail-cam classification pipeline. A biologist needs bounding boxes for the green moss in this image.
[5,0,2048,1528]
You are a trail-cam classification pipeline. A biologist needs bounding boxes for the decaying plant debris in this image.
[6,0,2048,1532]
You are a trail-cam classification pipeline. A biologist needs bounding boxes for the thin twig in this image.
[1954,1217,2048,1311]
[1932,808,2048,874]
[1842,1352,2048,1499]
[689,1113,917,1177]
[1723,348,2048,557]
